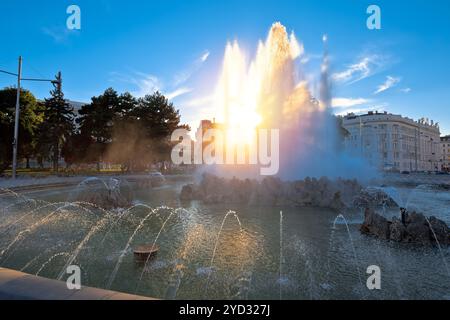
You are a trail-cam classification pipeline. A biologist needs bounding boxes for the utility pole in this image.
[12,56,22,179]
[51,71,62,173]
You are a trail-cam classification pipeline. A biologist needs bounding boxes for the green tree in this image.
[77,88,120,169]
[0,87,43,174]
[133,91,188,168]
[37,86,75,172]
[61,133,96,166]
[105,91,189,171]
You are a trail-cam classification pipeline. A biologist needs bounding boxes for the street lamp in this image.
[0,56,61,179]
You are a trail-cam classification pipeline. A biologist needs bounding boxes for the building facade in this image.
[441,135,450,172]
[342,111,441,172]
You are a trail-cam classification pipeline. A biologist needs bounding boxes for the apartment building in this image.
[342,111,441,172]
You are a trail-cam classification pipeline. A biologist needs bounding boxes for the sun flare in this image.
[212,22,309,147]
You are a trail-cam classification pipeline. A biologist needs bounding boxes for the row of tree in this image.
[0,86,188,174]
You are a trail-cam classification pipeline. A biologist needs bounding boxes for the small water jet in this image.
[106,209,158,289]
[36,252,70,276]
[279,211,284,300]
[203,210,243,297]
[332,214,364,293]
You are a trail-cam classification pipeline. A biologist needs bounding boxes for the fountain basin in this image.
[2,178,450,299]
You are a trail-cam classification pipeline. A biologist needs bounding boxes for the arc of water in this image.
[99,204,167,247]
[1,201,108,265]
[0,200,105,235]
[85,205,167,277]
[0,201,63,233]
[203,210,243,298]
[1,198,42,216]
[36,252,69,276]
[20,241,75,273]
[21,251,50,272]
[332,214,364,295]
[164,219,205,300]
[57,215,110,281]
[0,204,72,261]
[0,188,28,201]
[106,209,158,289]
[379,184,430,213]
[424,217,450,278]
[135,208,191,293]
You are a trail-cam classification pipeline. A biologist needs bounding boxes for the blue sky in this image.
[1,0,450,134]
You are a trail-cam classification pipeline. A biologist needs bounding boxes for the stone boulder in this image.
[360,208,391,240]
[389,218,407,242]
[353,187,398,209]
[360,208,450,246]
[180,173,362,210]
[72,178,133,210]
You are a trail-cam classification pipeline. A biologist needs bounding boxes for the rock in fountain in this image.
[181,174,362,210]
[71,177,133,210]
[352,187,398,209]
[360,208,450,245]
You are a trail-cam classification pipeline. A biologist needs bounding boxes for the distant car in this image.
[148,171,165,186]
[137,172,166,188]
[401,171,410,175]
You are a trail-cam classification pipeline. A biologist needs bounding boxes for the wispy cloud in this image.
[174,50,210,86]
[331,97,370,108]
[400,87,411,93]
[109,71,193,100]
[109,71,161,97]
[332,55,385,84]
[42,26,79,43]
[166,87,192,100]
[374,76,400,94]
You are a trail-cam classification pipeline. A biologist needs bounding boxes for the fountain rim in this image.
[0,267,157,300]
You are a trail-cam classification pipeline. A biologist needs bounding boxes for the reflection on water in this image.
[0,179,449,300]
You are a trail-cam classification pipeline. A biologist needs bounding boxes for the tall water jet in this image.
[205,22,373,180]
[203,211,243,297]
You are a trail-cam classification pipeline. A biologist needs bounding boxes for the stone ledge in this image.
[0,268,155,300]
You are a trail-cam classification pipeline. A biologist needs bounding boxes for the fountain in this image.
[69,177,133,210]
[1,22,450,301]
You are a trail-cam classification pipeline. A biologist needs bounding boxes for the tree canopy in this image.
[0,87,43,173]
[0,86,190,173]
